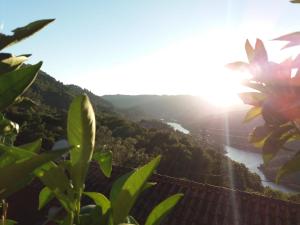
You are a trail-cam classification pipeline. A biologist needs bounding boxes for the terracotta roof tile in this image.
[7,162,300,225]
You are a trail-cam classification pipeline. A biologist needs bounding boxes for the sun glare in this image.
[85,28,254,107]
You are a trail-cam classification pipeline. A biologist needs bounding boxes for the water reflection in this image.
[225,146,297,193]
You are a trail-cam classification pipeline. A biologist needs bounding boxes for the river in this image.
[166,122,190,134]
[225,146,297,193]
[167,122,297,193]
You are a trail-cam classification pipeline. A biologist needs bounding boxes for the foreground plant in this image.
[227,3,300,183]
[38,94,183,225]
[0,20,72,224]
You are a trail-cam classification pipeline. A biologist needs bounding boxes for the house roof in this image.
[85,163,300,225]
[7,163,300,225]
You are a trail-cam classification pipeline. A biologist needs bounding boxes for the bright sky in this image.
[1,0,300,106]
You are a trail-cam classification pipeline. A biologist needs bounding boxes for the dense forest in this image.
[4,69,300,202]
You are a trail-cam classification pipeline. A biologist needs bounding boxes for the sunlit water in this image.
[225,146,297,193]
[167,122,297,193]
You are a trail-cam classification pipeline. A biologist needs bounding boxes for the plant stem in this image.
[1,199,8,225]
[66,211,74,225]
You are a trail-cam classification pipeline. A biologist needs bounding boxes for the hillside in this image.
[101,95,300,190]
[4,70,290,195]
[102,94,222,122]
[102,94,261,151]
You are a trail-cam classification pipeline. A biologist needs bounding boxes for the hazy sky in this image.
[1,0,300,105]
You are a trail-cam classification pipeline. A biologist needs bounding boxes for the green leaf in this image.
[110,171,133,204]
[125,216,140,225]
[0,54,29,74]
[93,151,112,177]
[83,192,111,222]
[18,138,42,153]
[36,163,74,212]
[79,205,103,225]
[0,62,42,110]
[111,156,161,225]
[262,125,294,165]
[244,106,262,123]
[67,94,96,192]
[145,193,183,225]
[0,148,68,198]
[276,151,300,183]
[0,144,36,168]
[3,219,17,225]
[239,92,266,106]
[142,182,157,192]
[0,19,55,50]
[249,125,272,148]
[38,186,55,210]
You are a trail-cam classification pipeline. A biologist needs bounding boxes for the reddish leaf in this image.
[239,92,266,106]
[253,39,268,63]
[245,39,254,62]
[274,32,300,49]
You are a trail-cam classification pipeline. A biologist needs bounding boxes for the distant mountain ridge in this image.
[102,94,231,121]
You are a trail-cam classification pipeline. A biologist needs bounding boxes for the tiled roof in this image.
[7,163,300,225]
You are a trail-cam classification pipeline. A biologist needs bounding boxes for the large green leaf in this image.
[0,62,42,110]
[93,151,112,177]
[0,19,54,50]
[67,94,96,192]
[38,186,55,210]
[145,194,183,225]
[0,148,68,198]
[244,106,262,123]
[111,156,161,225]
[276,151,300,183]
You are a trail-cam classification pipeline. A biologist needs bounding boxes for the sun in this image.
[189,66,249,107]
[179,30,251,108]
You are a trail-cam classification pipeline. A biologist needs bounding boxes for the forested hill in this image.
[102,94,262,151]
[3,70,279,196]
[102,94,221,122]
[27,70,114,113]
